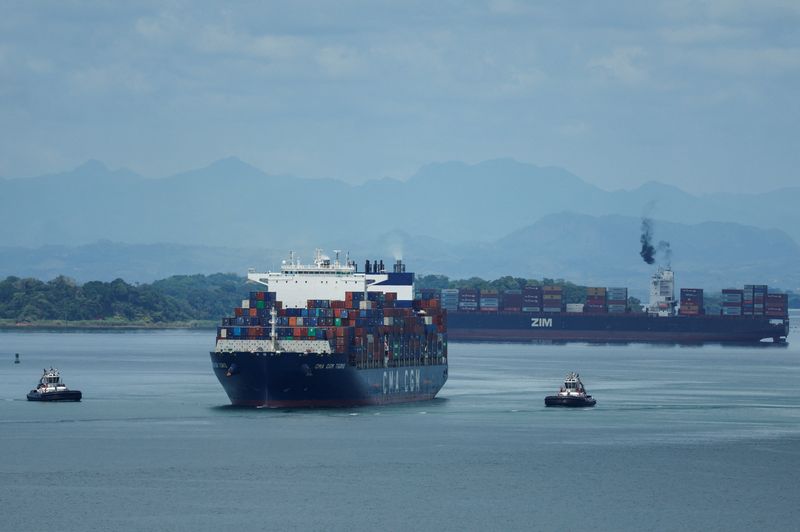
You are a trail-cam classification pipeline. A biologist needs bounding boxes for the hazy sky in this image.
[1,1,798,193]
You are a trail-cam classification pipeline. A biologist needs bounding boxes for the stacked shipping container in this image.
[585,287,607,314]
[404,282,783,319]
[721,289,743,316]
[479,289,499,312]
[522,286,542,312]
[217,290,446,366]
[501,289,522,312]
[679,288,704,316]
[607,287,628,314]
[440,289,459,311]
[542,285,563,313]
[766,293,788,318]
[458,288,478,312]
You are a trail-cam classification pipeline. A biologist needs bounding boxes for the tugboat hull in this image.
[27,390,82,402]
[545,395,595,407]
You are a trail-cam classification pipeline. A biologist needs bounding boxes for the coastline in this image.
[0,319,217,330]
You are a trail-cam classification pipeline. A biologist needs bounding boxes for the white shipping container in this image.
[242,299,250,309]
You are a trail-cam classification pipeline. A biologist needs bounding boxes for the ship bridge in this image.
[247,249,414,308]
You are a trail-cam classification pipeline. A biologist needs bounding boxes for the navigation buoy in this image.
[14,353,20,364]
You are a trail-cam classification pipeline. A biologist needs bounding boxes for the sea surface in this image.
[1,320,799,531]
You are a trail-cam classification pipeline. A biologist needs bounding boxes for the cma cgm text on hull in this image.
[210,251,448,407]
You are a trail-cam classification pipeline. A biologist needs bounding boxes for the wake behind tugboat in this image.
[545,372,596,407]
[26,368,82,402]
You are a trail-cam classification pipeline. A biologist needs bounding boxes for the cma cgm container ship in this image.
[441,268,789,344]
[210,251,448,407]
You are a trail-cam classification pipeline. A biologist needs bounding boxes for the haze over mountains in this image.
[1,158,798,293]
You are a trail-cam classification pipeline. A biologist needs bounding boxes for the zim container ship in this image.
[210,251,448,407]
[437,268,789,344]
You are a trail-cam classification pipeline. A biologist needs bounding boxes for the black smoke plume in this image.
[640,218,655,264]
[657,240,672,265]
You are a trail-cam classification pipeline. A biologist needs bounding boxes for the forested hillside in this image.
[0,274,249,324]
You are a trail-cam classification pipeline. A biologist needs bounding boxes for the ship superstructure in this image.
[210,250,448,407]
[648,267,676,316]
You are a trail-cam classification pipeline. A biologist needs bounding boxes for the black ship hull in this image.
[545,395,596,407]
[210,351,448,408]
[447,311,789,344]
[26,390,82,402]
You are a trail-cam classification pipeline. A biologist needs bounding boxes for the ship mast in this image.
[270,306,277,351]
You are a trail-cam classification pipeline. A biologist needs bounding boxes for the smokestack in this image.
[365,259,371,273]
[379,260,384,272]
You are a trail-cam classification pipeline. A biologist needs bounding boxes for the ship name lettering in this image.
[383,369,421,394]
[531,318,553,328]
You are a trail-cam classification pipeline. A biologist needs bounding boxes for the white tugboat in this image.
[27,368,82,402]
[544,372,596,407]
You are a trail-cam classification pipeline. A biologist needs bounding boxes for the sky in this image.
[0,0,798,194]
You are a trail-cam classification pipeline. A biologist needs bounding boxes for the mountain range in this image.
[1,158,797,293]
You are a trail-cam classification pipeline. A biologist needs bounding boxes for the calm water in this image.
[1,325,799,532]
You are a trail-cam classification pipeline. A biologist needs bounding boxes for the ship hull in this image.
[26,390,82,402]
[447,311,789,344]
[210,351,448,408]
[544,395,596,407]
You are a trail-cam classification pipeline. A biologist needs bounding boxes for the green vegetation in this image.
[0,274,249,327]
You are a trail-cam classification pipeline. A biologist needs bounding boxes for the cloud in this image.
[69,65,154,94]
[136,12,309,62]
[488,0,537,15]
[688,46,800,75]
[661,24,754,45]
[558,121,590,137]
[316,45,363,77]
[588,46,648,84]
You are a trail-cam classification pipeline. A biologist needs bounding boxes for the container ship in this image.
[433,268,789,344]
[210,251,448,407]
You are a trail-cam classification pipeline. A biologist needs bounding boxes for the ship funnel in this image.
[365,259,371,273]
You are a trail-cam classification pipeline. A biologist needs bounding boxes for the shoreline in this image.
[0,320,217,330]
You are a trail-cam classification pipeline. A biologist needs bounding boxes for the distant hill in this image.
[2,213,798,296]
[1,158,799,249]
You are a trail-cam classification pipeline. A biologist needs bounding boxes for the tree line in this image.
[0,274,249,323]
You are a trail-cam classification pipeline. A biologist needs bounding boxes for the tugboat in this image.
[26,368,82,402]
[544,372,596,407]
